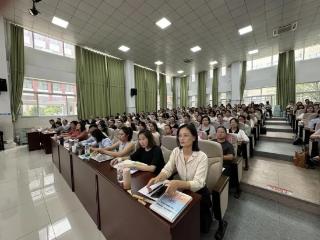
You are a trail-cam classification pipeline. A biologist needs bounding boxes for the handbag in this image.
[293,150,307,168]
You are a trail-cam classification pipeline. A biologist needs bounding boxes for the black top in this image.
[130,146,165,174]
[214,140,234,156]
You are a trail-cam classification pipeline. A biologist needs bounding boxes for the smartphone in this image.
[150,185,167,198]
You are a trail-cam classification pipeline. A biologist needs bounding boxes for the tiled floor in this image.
[242,157,320,205]
[203,192,320,240]
[254,141,301,156]
[1,146,320,240]
[0,146,106,240]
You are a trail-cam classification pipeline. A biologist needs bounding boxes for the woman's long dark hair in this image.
[176,123,200,151]
[138,129,156,149]
[91,129,106,143]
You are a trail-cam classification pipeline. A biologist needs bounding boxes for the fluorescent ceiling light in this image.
[209,61,218,65]
[177,70,184,74]
[155,61,163,65]
[190,46,201,52]
[238,25,253,35]
[156,17,171,29]
[248,49,258,55]
[118,45,130,52]
[52,16,69,29]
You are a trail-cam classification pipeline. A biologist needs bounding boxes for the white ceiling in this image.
[3,0,320,76]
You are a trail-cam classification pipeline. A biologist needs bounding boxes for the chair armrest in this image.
[212,175,229,193]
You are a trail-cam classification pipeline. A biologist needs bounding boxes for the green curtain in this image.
[180,76,189,107]
[10,24,24,122]
[276,50,295,110]
[240,61,247,101]
[212,68,219,106]
[172,77,177,108]
[76,46,110,119]
[134,65,146,113]
[145,69,157,112]
[197,71,207,107]
[286,50,296,106]
[159,73,167,109]
[107,57,126,115]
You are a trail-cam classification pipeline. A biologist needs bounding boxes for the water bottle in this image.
[84,145,90,156]
[117,165,124,183]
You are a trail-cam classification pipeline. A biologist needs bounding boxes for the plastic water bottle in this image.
[84,145,90,156]
[117,165,124,183]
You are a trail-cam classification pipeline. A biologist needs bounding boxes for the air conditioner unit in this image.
[273,21,298,37]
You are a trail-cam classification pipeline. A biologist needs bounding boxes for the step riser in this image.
[265,122,289,125]
[266,128,292,133]
[259,136,293,143]
[241,183,320,216]
[268,118,287,121]
[254,151,293,161]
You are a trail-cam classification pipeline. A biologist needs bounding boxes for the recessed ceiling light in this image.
[155,61,163,65]
[209,61,218,65]
[118,45,130,52]
[190,46,201,52]
[238,25,253,35]
[156,17,171,29]
[52,16,69,29]
[248,49,258,55]
[177,70,184,74]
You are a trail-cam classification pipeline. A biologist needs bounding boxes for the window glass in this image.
[23,29,33,48]
[22,93,38,116]
[63,43,75,58]
[246,61,252,71]
[22,78,77,117]
[295,48,304,61]
[272,54,278,65]
[33,33,64,56]
[304,45,320,60]
[252,56,272,70]
[221,67,226,76]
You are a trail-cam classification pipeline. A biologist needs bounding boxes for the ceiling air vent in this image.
[273,21,298,37]
[183,58,193,63]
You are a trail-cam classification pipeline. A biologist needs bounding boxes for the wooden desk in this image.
[40,132,55,154]
[51,139,60,171]
[72,154,100,227]
[59,145,74,191]
[96,165,201,240]
[27,131,41,151]
[67,153,201,240]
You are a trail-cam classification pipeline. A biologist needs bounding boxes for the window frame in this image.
[21,78,77,118]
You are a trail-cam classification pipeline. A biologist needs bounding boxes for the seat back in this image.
[132,131,139,141]
[198,140,223,192]
[161,136,177,163]
[108,128,115,140]
[161,135,177,150]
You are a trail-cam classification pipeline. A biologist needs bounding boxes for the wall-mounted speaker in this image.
[0,79,7,92]
[130,88,137,96]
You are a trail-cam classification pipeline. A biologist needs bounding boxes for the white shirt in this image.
[161,147,208,192]
[229,129,249,142]
[152,132,161,146]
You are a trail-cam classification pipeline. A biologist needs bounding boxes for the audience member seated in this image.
[80,124,98,146]
[108,119,117,130]
[60,121,78,138]
[61,119,70,132]
[229,118,249,170]
[114,129,165,174]
[92,126,134,158]
[72,121,88,141]
[163,124,174,136]
[149,121,161,146]
[197,115,216,140]
[147,123,212,233]
[90,129,112,149]
[214,126,241,198]
[98,120,109,137]
[49,119,56,129]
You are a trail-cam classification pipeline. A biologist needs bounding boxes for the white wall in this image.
[245,57,320,90]
[24,47,76,83]
[14,116,76,129]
